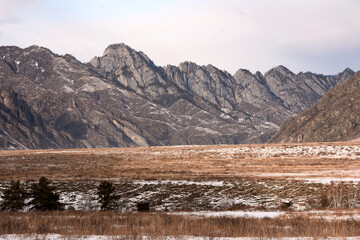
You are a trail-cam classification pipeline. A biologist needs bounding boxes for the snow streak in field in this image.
[170,210,285,218]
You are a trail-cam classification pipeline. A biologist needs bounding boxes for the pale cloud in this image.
[0,0,41,23]
[0,0,359,74]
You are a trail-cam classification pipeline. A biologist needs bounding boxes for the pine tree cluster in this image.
[0,177,120,211]
[97,181,120,210]
[28,177,64,211]
[0,180,27,211]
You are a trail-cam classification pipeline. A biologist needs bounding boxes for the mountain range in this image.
[269,71,360,143]
[0,43,355,149]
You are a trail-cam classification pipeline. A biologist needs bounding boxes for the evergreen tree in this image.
[28,177,63,211]
[0,180,27,211]
[97,181,119,210]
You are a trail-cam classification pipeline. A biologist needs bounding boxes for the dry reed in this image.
[0,211,360,238]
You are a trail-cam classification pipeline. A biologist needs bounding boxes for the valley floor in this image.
[1,142,360,181]
[1,142,360,238]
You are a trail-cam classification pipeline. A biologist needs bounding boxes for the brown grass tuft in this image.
[1,211,360,238]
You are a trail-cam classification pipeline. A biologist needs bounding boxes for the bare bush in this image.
[325,183,360,208]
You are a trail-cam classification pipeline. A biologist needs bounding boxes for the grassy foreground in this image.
[1,211,360,238]
[1,143,360,238]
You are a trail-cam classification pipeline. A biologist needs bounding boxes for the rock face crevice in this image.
[0,85,66,149]
[269,71,360,143]
[0,43,355,149]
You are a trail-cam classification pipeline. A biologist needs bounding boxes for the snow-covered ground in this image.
[1,178,360,212]
[20,143,360,160]
[244,170,360,183]
[170,210,285,218]
[52,180,321,211]
[291,209,360,221]
[143,144,360,159]
[4,143,359,184]
[132,180,233,187]
[1,143,360,214]
[300,177,360,184]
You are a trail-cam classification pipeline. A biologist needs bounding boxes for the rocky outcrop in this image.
[90,43,180,106]
[269,71,360,143]
[164,62,236,109]
[0,44,271,149]
[232,66,354,125]
[0,85,65,149]
[91,44,354,125]
[0,43,355,149]
[263,66,354,113]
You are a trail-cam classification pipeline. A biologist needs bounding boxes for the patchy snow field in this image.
[3,142,360,159]
[1,143,360,211]
[1,144,360,239]
[1,142,359,183]
[170,210,285,218]
[290,209,360,221]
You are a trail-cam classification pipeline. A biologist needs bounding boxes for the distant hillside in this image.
[269,71,360,143]
[0,43,355,149]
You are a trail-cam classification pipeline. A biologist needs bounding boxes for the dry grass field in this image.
[2,210,360,238]
[0,142,359,182]
[1,142,360,239]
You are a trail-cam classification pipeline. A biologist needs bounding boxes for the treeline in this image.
[0,177,119,211]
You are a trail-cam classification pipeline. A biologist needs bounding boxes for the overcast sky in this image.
[1,0,359,74]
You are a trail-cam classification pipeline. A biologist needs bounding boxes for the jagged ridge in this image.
[269,71,360,143]
[0,43,355,149]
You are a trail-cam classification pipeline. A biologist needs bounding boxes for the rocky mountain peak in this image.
[90,43,177,103]
[265,65,295,77]
[0,45,56,84]
[178,61,200,73]
[0,46,22,55]
[92,43,149,73]
[23,45,56,58]
[25,45,43,51]
[205,64,222,73]
[343,67,354,74]
[233,68,253,82]
[333,68,355,84]
[269,71,360,143]
[103,43,132,57]
[101,43,153,65]
[254,71,266,83]
[0,43,356,149]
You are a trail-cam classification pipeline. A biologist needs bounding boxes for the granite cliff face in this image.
[269,71,360,143]
[0,43,355,149]
[0,86,66,149]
